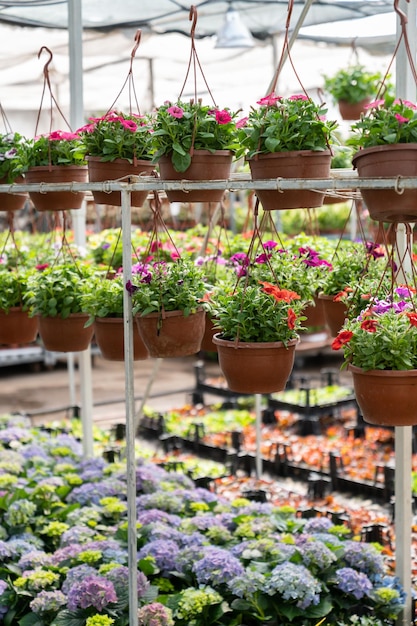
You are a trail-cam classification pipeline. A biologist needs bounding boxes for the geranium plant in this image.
[348,96,417,149]
[77,110,154,162]
[332,285,417,370]
[19,130,87,170]
[0,132,27,182]
[237,93,338,159]
[128,257,206,316]
[151,99,243,172]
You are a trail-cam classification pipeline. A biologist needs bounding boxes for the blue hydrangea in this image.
[299,539,337,570]
[137,509,181,527]
[29,590,67,614]
[265,561,322,609]
[193,546,245,586]
[227,568,267,598]
[343,540,385,578]
[335,567,373,599]
[137,539,179,573]
[67,574,117,611]
[303,517,334,534]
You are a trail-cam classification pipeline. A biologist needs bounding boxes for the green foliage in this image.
[18,130,86,171]
[77,111,154,163]
[0,132,27,182]
[130,258,206,316]
[323,65,386,105]
[24,263,94,318]
[80,274,124,323]
[0,268,35,313]
[348,96,417,149]
[238,93,338,159]
[151,100,243,172]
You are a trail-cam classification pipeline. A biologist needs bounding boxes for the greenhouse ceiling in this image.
[0,0,395,39]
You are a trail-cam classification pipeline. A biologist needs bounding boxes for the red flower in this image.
[331,330,353,350]
[334,287,352,302]
[287,308,296,330]
[215,109,232,125]
[259,281,300,302]
[407,312,417,327]
[360,319,378,332]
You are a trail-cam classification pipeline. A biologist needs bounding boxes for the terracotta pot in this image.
[302,297,326,331]
[318,292,347,337]
[87,156,155,207]
[352,143,417,223]
[0,176,28,212]
[212,333,298,394]
[25,165,88,212]
[248,150,331,211]
[136,308,206,358]
[38,313,94,352]
[0,307,38,345]
[338,98,370,121]
[199,315,218,353]
[349,364,417,426]
[158,150,232,203]
[93,317,149,361]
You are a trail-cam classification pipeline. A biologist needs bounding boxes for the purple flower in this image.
[138,601,174,626]
[30,590,67,615]
[107,565,149,598]
[62,565,97,593]
[193,546,245,586]
[335,567,373,599]
[137,539,179,573]
[303,516,334,534]
[67,574,117,611]
[137,509,181,526]
[342,540,385,577]
[126,279,139,295]
[266,561,322,609]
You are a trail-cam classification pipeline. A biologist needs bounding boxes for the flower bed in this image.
[0,412,407,626]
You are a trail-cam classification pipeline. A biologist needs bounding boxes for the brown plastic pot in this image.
[87,156,155,207]
[25,165,88,212]
[136,308,206,358]
[338,98,370,121]
[0,176,28,212]
[318,293,347,337]
[93,317,149,361]
[38,313,94,352]
[0,307,38,345]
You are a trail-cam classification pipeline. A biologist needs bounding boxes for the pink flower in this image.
[395,113,409,124]
[257,92,281,106]
[120,119,138,132]
[236,116,248,129]
[394,99,417,109]
[365,99,385,109]
[49,130,79,141]
[167,105,184,119]
[288,94,308,101]
[215,109,232,124]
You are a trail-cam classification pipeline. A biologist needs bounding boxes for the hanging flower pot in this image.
[0,176,28,212]
[212,334,298,394]
[199,315,218,353]
[348,364,417,426]
[318,293,347,337]
[93,316,149,361]
[38,313,94,352]
[136,308,206,358]
[86,157,155,207]
[158,149,233,203]
[302,296,326,333]
[25,165,88,212]
[352,143,417,223]
[338,99,370,121]
[0,307,38,345]
[248,150,332,211]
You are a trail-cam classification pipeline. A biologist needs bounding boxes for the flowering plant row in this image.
[0,412,405,626]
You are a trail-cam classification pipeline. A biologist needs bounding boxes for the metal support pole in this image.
[121,188,138,626]
[255,394,262,478]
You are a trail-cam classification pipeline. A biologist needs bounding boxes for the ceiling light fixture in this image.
[215,5,255,49]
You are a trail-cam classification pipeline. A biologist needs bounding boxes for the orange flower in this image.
[334,287,352,302]
[287,308,296,329]
[331,330,353,350]
[360,319,378,332]
[259,281,300,302]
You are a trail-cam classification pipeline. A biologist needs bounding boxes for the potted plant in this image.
[20,130,88,212]
[349,95,417,222]
[24,262,95,352]
[318,240,386,336]
[332,284,417,426]
[0,131,28,212]
[129,257,207,358]
[151,99,243,203]
[80,272,148,361]
[238,93,338,210]
[0,268,38,344]
[77,110,155,207]
[323,64,385,120]
[208,277,306,394]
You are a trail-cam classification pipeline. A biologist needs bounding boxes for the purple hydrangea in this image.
[299,539,337,570]
[266,561,322,609]
[137,601,174,626]
[67,478,126,505]
[137,539,180,573]
[62,565,97,594]
[335,567,373,599]
[137,509,181,527]
[29,590,67,614]
[193,546,245,586]
[342,541,385,578]
[66,574,117,611]
[107,565,150,598]
[303,517,334,534]
[18,550,53,570]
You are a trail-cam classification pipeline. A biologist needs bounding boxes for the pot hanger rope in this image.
[106,29,143,116]
[34,46,72,138]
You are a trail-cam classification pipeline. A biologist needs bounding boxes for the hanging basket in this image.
[338,99,370,121]
[87,157,155,207]
[302,297,326,333]
[38,313,94,352]
[25,165,88,212]
[348,364,417,426]
[158,150,232,203]
[0,176,28,212]
[352,143,417,223]
[318,293,347,337]
[199,315,219,353]
[136,308,206,358]
[93,316,149,361]
[0,307,38,345]
[212,334,298,394]
[248,150,331,210]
